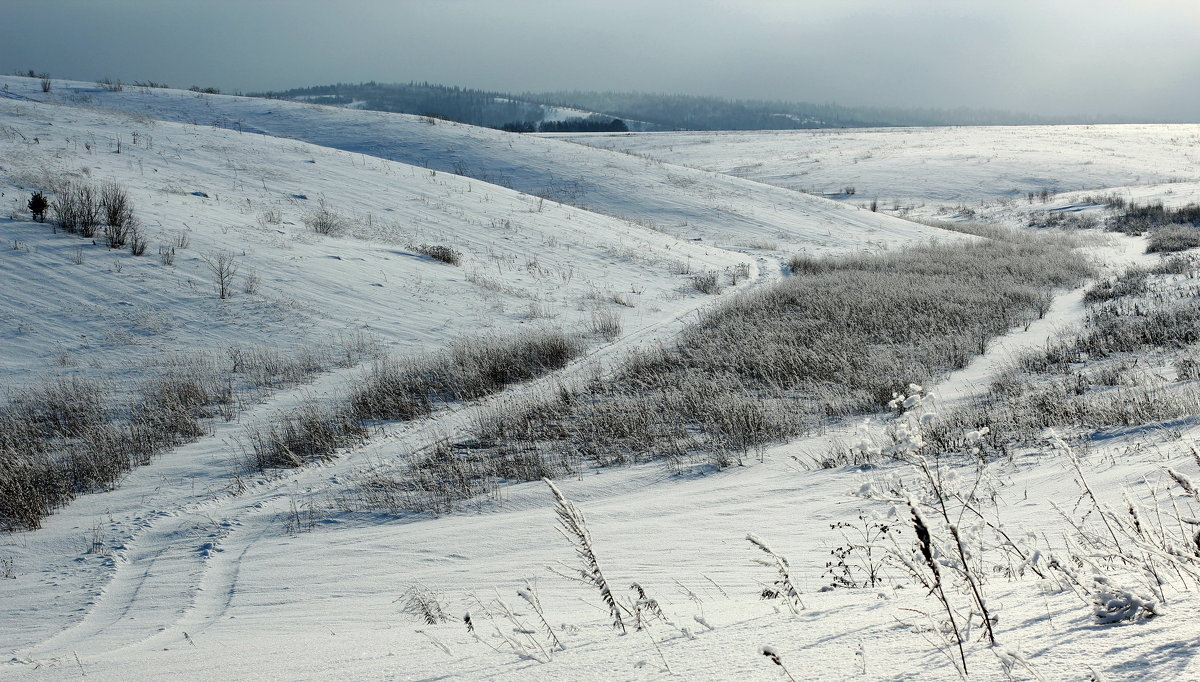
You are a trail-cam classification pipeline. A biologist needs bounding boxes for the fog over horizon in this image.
[4,0,1199,122]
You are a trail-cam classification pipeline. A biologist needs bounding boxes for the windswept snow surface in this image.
[3,77,1200,681]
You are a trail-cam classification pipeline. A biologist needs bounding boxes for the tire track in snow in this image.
[15,245,768,662]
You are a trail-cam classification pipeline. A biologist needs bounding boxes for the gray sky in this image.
[4,0,1199,120]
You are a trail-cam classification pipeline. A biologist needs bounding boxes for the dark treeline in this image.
[255,81,1144,132]
[504,116,629,133]
[258,81,547,129]
[523,90,1144,129]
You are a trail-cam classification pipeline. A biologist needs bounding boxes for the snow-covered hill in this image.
[3,76,1200,681]
[0,77,943,254]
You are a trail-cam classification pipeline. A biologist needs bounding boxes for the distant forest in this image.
[256,81,1140,132]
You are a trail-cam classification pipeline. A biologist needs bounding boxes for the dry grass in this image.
[0,336,377,530]
[401,236,1094,502]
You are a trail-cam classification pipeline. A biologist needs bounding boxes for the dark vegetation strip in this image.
[0,340,375,531]
[240,329,588,472]
[924,255,1200,459]
[1097,199,1200,254]
[371,236,1096,512]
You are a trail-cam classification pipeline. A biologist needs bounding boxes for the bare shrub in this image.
[691,271,721,294]
[51,181,101,237]
[257,208,283,228]
[242,269,261,294]
[412,244,462,266]
[203,251,239,299]
[128,228,148,256]
[99,181,135,249]
[39,73,51,92]
[304,199,344,236]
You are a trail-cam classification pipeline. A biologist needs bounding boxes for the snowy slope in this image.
[3,76,1200,682]
[0,76,946,256]
[563,125,1200,207]
[0,92,749,393]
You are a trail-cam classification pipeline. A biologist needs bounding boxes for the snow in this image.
[3,76,1200,680]
[563,125,1200,207]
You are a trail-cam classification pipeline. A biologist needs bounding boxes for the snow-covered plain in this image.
[563,125,1200,207]
[2,77,1200,680]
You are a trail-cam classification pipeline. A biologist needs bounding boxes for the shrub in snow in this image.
[590,308,621,341]
[691,270,721,294]
[400,583,450,624]
[303,199,344,235]
[50,180,101,237]
[203,251,239,299]
[99,181,136,248]
[412,243,461,266]
[27,192,48,222]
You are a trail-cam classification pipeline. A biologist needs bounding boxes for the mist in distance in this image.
[3,0,1198,122]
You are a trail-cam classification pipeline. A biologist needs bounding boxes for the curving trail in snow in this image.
[7,241,778,663]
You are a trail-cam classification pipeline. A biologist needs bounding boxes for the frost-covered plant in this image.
[467,592,550,663]
[902,496,969,676]
[759,645,797,682]
[746,534,804,613]
[303,198,344,235]
[545,478,626,633]
[628,582,667,630]
[203,251,239,299]
[590,309,622,341]
[399,583,449,625]
[517,579,564,651]
[1092,577,1163,624]
[412,243,462,266]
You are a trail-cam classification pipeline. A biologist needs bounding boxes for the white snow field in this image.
[2,77,1200,681]
[563,125,1200,208]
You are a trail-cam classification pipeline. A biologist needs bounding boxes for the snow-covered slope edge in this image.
[0,76,948,255]
[0,93,746,391]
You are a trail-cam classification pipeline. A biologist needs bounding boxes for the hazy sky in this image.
[4,0,1199,120]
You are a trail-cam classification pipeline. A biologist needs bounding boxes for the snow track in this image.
[9,234,773,662]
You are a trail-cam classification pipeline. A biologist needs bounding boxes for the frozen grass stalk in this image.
[544,478,626,634]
